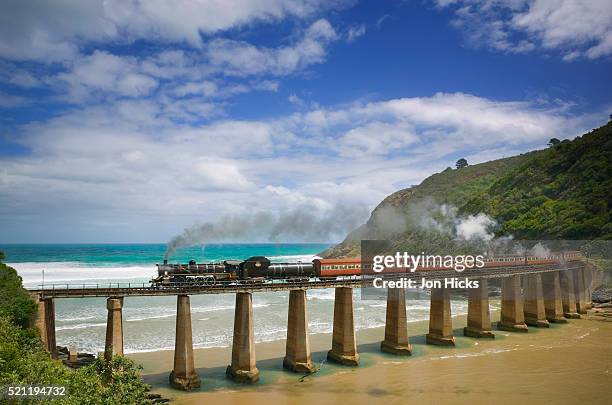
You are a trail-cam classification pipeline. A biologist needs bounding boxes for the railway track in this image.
[29,262,585,298]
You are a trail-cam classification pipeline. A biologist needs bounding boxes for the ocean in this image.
[2,243,475,354]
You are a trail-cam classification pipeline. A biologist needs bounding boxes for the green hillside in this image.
[323,122,612,258]
[462,123,611,239]
[0,253,153,404]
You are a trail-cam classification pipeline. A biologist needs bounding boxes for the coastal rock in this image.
[592,287,611,303]
[56,346,96,368]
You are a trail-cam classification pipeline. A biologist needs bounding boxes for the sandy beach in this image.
[129,309,612,405]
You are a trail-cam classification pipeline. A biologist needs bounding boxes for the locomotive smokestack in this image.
[163,259,168,265]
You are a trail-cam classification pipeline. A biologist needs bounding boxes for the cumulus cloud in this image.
[435,0,612,60]
[0,91,600,242]
[0,0,352,62]
[338,122,418,157]
[0,63,42,88]
[55,51,159,101]
[0,14,338,105]
[206,18,338,76]
[287,92,590,156]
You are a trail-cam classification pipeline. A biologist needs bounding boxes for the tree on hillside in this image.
[548,138,561,147]
[0,251,4,262]
[456,158,468,169]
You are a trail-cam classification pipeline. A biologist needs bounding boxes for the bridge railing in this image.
[35,277,346,291]
[31,262,584,294]
[38,282,153,290]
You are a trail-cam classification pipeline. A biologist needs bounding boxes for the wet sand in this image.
[129,310,612,405]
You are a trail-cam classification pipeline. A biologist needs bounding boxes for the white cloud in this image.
[338,122,418,157]
[290,92,581,151]
[436,0,612,60]
[0,92,600,241]
[173,81,219,98]
[252,80,280,92]
[0,62,42,88]
[346,24,366,42]
[56,51,159,101]
[288,93,306,106]
[0,0,352,62]
[206,18,338,76]
[193,159,255,191]
[0,5,343,108]
[5,17,338,104]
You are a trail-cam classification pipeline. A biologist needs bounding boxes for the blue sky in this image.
[0,0,611,243]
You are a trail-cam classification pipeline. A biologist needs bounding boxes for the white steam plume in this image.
[529,242,551,257]
[456,213,496,241]
[408,199,498,241]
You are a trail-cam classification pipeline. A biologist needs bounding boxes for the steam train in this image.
[151,251,582,286]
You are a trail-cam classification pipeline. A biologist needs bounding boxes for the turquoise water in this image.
[1,243,475,354]
[0,243,331,265]
[1,243,331,287]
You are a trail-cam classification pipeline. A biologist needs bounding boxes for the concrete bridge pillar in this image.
[497,276,528,333]
[35,297,57,359]
[284,289,315,373]
[573,268,588,314]
[426,287,456,345]
[523,274,550,328]
[582,266,593,309]
[170,295,201,390]
[381,286,412,355]
[328,287,359,366]
[104,297,124,360]
[227,292,259,383]
[560,270,581,319]
[541,272,567,323]
[464,279,494,338]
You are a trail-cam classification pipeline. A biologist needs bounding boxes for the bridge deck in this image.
[28,263,583,298]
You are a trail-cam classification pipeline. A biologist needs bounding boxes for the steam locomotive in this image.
[151,251,582,286]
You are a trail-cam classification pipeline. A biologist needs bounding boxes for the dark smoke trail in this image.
[164,203,369,260]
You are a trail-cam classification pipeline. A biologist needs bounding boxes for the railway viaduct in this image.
[29,262,598,390]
